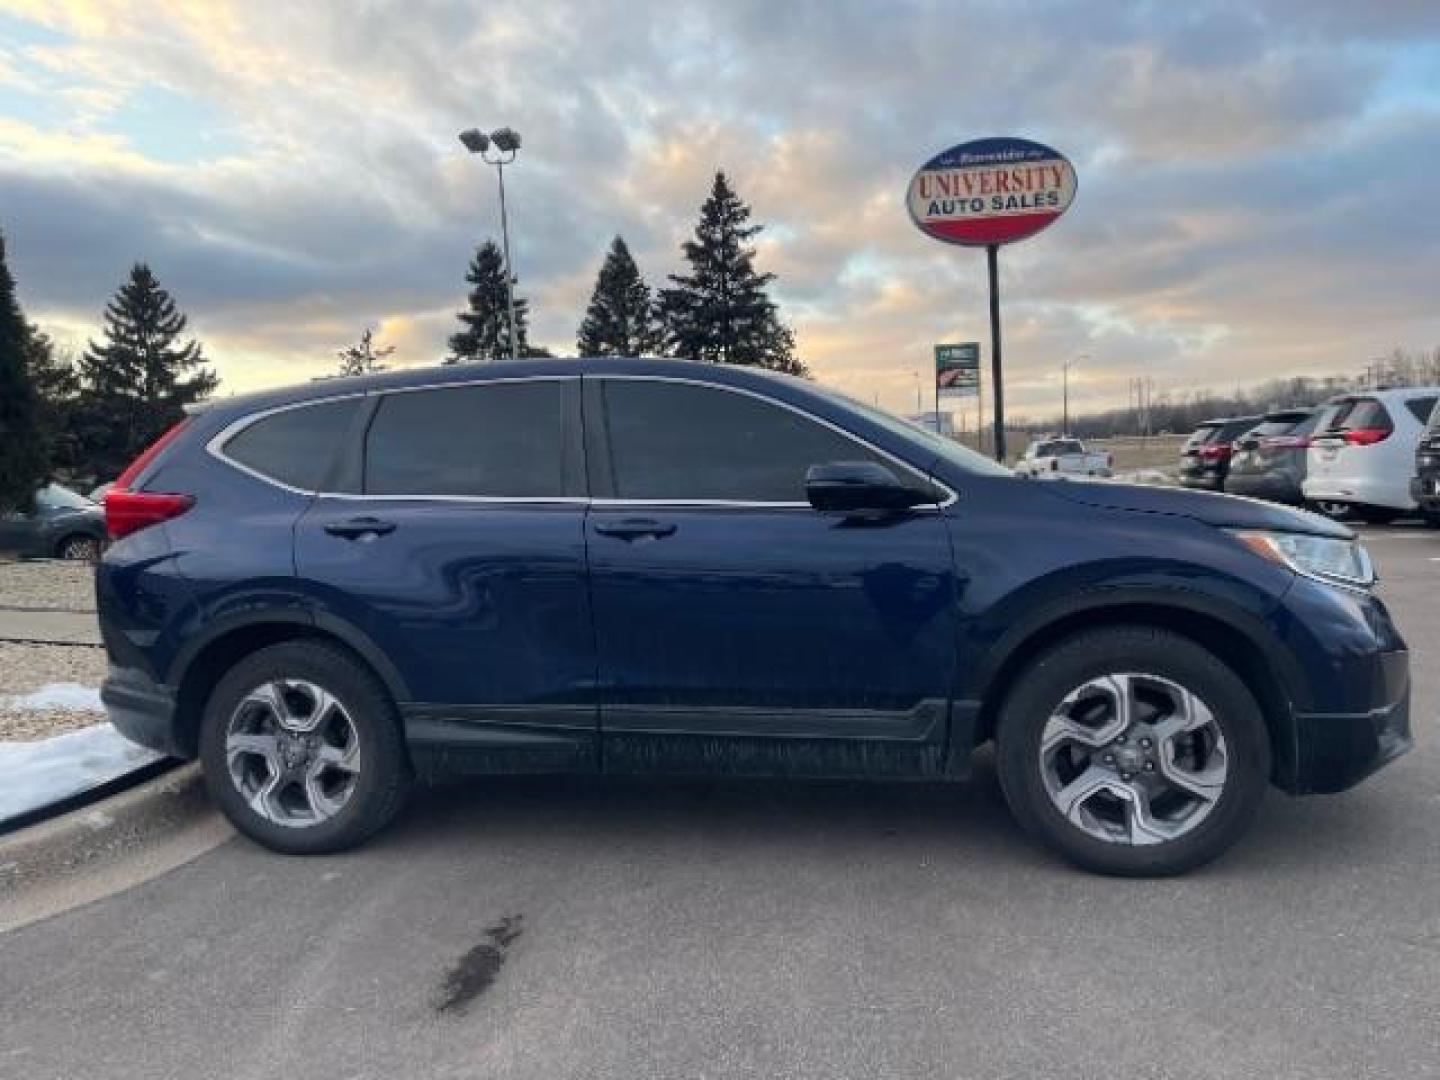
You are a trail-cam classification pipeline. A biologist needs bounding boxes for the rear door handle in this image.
[593,518,677,540]
[323,517,397,539]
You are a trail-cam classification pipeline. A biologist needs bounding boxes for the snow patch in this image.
[1,682,105,712]
[0,723,163,825]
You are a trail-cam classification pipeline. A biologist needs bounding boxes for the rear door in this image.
[294,376,597,772]
[584,375,960,777]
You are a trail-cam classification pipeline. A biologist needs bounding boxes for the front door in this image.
[294,376,597,773]
[584,376,960,777]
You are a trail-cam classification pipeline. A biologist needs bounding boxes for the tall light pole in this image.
[459,126,522,361]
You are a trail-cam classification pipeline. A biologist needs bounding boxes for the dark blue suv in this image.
[97,359,1410,875]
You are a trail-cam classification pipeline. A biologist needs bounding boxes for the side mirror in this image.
[804,461,935,513]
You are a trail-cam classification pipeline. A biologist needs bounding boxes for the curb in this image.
[0,763,232,931]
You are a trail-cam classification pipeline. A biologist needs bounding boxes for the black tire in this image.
[1353,506,1399,525]
[55,533,101,561]
[995,626,1270,876]
[199,640,412,854]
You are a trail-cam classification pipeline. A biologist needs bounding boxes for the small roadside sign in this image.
[936,342,980,399]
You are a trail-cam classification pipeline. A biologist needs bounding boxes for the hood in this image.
[1039,479,1353,538]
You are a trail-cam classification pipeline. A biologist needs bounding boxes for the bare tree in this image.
[337,328,395,377]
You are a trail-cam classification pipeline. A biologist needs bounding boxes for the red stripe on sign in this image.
[922,211,1061,246]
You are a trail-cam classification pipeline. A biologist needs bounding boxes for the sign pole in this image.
[986,243,1005,463]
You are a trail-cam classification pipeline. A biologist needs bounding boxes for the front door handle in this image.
[593,518,677,540]
[323,517,397,539]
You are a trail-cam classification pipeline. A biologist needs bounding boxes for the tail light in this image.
[1343,427,1391,446]
[105,420,195,540]
[1198,444,1231,462]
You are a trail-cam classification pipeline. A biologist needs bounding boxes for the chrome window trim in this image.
[205,389,371,497]
[206,371,958,509]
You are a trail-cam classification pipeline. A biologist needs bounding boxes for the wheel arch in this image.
[166,610,410,758]
[966,593,1301,786]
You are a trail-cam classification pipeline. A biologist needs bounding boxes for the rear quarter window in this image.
[223,398,362,491]
[1404,396,1438,425]
[1184,425,1220,449]
[1331,398,1391,432]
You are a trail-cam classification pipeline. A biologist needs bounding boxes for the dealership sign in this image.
[936,342,980,399]
[907,137,1077,247]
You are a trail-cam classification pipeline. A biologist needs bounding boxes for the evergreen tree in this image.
[0,231,47,510]
[659,171,803,372]
[26,329,82,472]
[336,327,394,376]
[77,263,218,478]
[576,236,665,357]
[448,240,530,362]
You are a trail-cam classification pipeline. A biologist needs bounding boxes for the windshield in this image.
[35,483,94,511]
[808,381,1013,477]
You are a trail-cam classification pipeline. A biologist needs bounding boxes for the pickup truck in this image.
[1014,438,1113,479]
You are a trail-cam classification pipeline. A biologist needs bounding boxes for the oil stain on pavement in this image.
[433,914,524,1015]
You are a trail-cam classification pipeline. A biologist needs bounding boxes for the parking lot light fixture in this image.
[459,125,523,361]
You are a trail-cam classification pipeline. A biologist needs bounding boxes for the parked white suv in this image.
[1303,387,1440,523]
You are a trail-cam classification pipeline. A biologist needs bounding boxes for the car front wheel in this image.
[996,626,1269,876]
[200,640,412,854]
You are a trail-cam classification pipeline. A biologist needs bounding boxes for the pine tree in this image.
[659,171,803,372]
[576,236,665,357]
[0,231,48,510]
[77,263,218,478]
[449,240,530,362]
[336,327,395,376]
[26,329,82,472]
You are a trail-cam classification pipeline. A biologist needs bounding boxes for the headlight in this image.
[1230,530,1376,589]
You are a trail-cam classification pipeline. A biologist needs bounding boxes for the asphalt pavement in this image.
[1,525,1437,1079]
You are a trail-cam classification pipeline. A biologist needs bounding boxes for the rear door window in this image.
[364,380,577,498]
[225,398,362,491]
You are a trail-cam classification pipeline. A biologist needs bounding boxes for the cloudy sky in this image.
[2,0,1439,419]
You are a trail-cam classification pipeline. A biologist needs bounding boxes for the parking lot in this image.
[0,523,1436,1079]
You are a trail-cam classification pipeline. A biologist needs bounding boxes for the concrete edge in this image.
[0,763,233,932]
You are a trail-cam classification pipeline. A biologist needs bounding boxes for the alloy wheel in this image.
[225,679,362,828]
[1038,672,1228,846]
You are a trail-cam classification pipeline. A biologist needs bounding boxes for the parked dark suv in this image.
[1179,416,1262,492]
[1413,398,1440,524]
[1224,409,1320,505]
[97,360,1410,875]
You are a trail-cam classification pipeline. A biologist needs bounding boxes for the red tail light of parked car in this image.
[1341,427,1391,447]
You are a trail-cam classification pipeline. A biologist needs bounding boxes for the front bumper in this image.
[1287,655,1411,794]
[1272,579,1411,794]
[101,664,187,759]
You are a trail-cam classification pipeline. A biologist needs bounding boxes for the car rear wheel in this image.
[199,640,412,854]
[56,534,101,561]
[996,626,1269,876]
